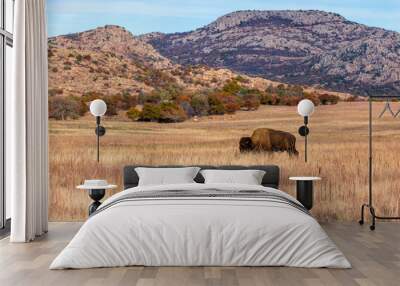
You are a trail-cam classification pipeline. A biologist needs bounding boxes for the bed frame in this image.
[123,165,280,190]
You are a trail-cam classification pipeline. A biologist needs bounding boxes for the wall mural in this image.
[47,7,400,221]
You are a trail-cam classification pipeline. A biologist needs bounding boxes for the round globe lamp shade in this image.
[297,99,315,117]
[90,99,107,117]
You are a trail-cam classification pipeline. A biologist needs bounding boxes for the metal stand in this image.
[94,116,106,162]
[88,189,105,215]
[304,116,308,163]
[298,116,310,163]
[359,96,400,230]
[378,98,395,118]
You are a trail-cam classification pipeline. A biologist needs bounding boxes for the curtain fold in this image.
[9,0,49,242]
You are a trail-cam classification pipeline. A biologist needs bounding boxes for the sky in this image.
[47,0,400,37]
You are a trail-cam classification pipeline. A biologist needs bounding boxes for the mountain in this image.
[48,25,286,98]
[48,25,348,99]
[146,10,400,96]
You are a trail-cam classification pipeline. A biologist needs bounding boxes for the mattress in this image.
[50,183,350,269]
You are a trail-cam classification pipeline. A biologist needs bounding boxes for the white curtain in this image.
[8,0,49,242]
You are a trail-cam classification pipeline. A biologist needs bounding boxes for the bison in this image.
[239,128,299,156]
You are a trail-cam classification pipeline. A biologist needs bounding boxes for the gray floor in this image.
[0,222,399,286]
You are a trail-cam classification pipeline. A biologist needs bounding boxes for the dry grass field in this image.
[49,102,400,221]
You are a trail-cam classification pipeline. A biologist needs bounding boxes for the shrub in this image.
[319,93,339,105]
[191,93,210,116]
[49,96,83,120]
[159,102,187,123]
[276,84,287,97]
[102,97,118,116]
[81,91,105,103]
[222,80,241,94]
[75,54,83,63]
[143,69,177,89]
[49,88,64,97]
[139,104,161,122]
[241,94,260,110]
[260,93,279,105]
[208,94,225,115]
[120,93,137,110]
[71,96,87,116]
[279,95,301,106]
[234,75,250,84]
[220,94,241,113]
[303,93,320,105]
[126,107,141,121]
[141,91,161,104]
[180,101,195,117]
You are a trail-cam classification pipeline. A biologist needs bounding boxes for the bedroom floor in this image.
[0,222,398,286]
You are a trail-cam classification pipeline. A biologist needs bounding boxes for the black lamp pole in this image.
[304,116,308,163]
[95,116,106,162]
[298,116,310,163]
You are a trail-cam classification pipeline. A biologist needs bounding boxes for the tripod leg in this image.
[388,104,395,117]
[369,207,376,231]
[359,204,366,225]
[378,101,393,118]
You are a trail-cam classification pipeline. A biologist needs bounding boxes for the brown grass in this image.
[49,102,400,221]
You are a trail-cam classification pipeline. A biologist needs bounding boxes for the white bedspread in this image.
[50,183,351,269]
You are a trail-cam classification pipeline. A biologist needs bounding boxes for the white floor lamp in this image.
[90,99,107,162]
[297,99,315,163]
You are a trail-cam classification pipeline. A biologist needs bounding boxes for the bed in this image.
[50,165,350,269]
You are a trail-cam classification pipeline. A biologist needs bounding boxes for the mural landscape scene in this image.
[48,10,400,221]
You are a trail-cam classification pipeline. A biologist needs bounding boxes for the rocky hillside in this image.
[48,24,350,99]
[48,25,279,98]
[146,10,400,96]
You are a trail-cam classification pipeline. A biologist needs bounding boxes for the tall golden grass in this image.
[49,102,400,221]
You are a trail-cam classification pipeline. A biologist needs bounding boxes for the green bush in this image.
[234,75,249,83]
[159,102,187,123]
[191,93,210,116]
[139,104,161,122]
[75,54,83,63]
[208,94,225,115]
[222,80,241,94]
[126,107,141,121]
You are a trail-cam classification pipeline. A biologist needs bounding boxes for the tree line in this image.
[49,78,340,122]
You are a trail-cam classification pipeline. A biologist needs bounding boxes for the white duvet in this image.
[50,183,351,269]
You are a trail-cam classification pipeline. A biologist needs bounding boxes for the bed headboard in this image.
[123,165,280,190]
